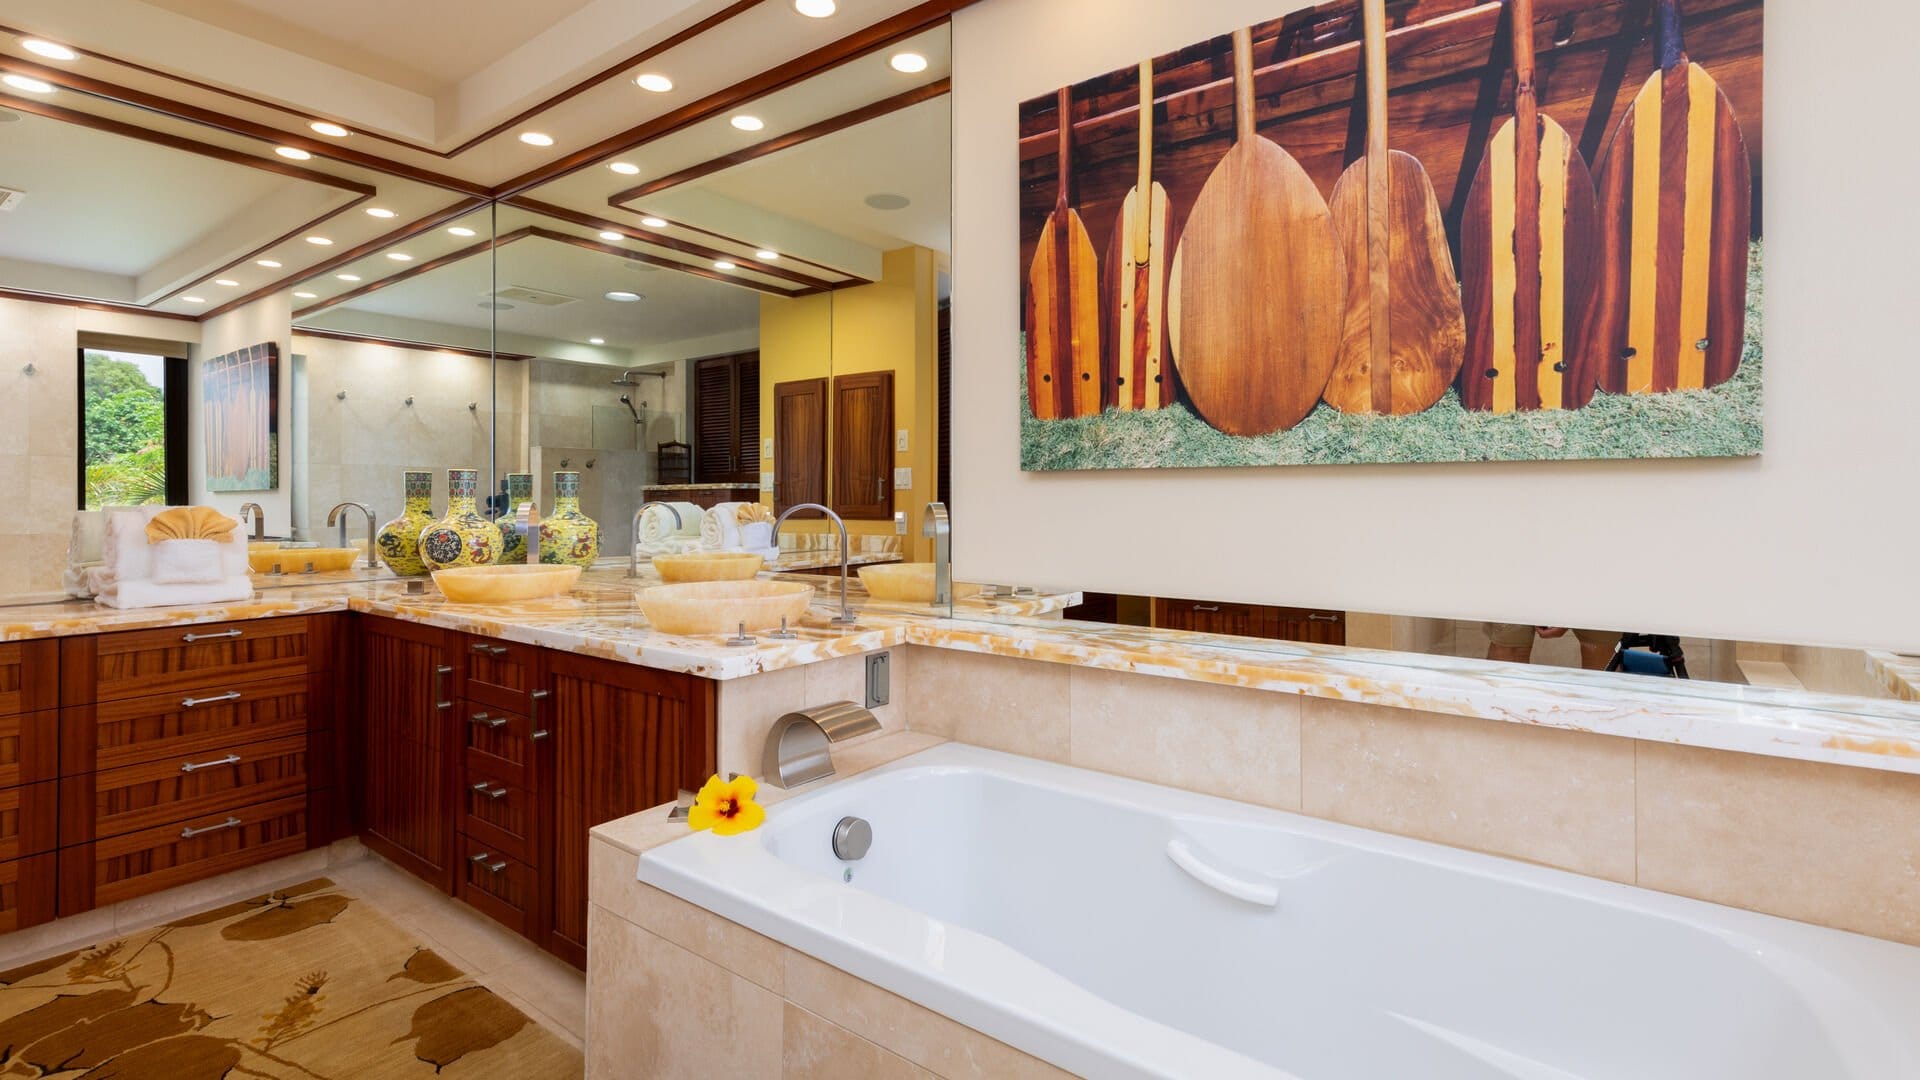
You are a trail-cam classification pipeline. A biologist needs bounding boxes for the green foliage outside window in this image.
[83,351,168,509]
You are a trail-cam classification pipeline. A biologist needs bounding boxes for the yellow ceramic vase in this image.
[418,467,503,570]
[538,470,599,567]
[374,469,436,576]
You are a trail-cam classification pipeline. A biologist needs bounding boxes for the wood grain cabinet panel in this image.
[463,706,534,791]
[59,794,309,915]
[540,653,714,967]
[60,675,310,776]
[773,377,827,514]
[0,854,56,932]
[66,618,311,705]
[0,711,59,791]
[0,782,57,862]
[357,617,456,892]
[59,734,309,847]
[460,635,538,713]
[1273,606,1346,646]
[0,641,58,717]
[461,763,536,867]
[1154,598,1276,639]
[832,370,895,521]
[456,841,535,937]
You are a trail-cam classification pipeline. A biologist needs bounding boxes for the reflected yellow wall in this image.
[759,246,938,561]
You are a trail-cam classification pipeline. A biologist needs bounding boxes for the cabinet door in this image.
[541,652,714,967]
[1273,607,1346,646]
[832,370,894,521]
[774,378,827,514]
[1153,598,1277,639]
[358,617,456,891]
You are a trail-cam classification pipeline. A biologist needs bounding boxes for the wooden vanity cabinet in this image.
[1152,598,1347,646]
[356,616,459,892]
[0,642,57,931]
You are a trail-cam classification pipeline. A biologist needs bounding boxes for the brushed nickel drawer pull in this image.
[180,816,242,838]
[471,782,508,799]
[1192,604,1221,612]
[487,860,506,873]
[182,629,243,643]
[469,851,492,863]
[529,688,551,741]
[1308,613,1340,622]
[434,665,454,711]
[469,641,491,653]
[470,712,509,729]
[180,753,241,773]
[487,645,509,658]
[180,691,242,708]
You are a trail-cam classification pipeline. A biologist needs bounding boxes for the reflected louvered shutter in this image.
[693,357,735,481]
[735,354,760,483]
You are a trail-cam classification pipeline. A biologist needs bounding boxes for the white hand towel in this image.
[737,521,774,552]
[150,539,225,584]
[95,576,255,610]
[701,503,746,550]
[639,505,695,544]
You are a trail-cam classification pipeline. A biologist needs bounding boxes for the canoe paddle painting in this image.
[1017,0,1761,471]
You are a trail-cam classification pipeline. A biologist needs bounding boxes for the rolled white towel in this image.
[701,502,746,550]
[638,503,703,544]
[151,539,225,584]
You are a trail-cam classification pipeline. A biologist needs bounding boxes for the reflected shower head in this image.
[619,394,643,424]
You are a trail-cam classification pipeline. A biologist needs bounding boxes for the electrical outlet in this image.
[762,438,773,458]
[893,467,911,489]
[896,429,909,452]
[893,511,906,535]
[759,472,773,491]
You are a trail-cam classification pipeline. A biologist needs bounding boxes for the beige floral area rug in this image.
[0,878,582,1078]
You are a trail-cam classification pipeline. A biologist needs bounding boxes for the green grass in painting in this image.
[1021,241,1764,471]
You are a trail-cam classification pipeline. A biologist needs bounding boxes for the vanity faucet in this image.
[629,501,684,577]
[923,502,951,606]
[238,502,265,541]
[773,503,856,625]
[325,502,378,569]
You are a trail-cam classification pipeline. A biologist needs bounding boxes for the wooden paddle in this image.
[1325,0,1465,415]
[1589,0,1751,395]
[1173,26,1344,436]
[1024,86,1101,420]
[1105,61,1171,412]
[1458,0,1600,412]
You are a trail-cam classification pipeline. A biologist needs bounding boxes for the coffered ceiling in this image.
[0,0,963,328]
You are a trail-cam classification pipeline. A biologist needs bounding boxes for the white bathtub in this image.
[637,743,1920,1079]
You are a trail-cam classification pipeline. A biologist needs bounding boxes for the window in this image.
[79,348,188,509]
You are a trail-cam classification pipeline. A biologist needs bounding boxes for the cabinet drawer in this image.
[59,794,308,915]
[455,842,534,936]
[460,636,538,712]
[71,618,311,705]
[0,782,56,861]
[61,675,311,775]
[0,641,57,718]
[463,704,534,790]
[0,853,55,932]
[60,734,309,846]
[0,711,58,790]
[461,764,535,865]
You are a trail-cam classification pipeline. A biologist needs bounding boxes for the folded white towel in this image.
[638,502,703,544]
[151,539,225,584]
[701,503,747,550]
[95,576,255,610]
[737,520,774,552]
[634,536,702,559]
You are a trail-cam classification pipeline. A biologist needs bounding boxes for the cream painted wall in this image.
[0,297,199,596]
[949,0,1920,653]
[191,294,294,532]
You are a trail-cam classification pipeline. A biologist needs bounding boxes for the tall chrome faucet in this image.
[773,503,856,625]
[325,502,378,569]
[629,502,683,577]
[238,502,265,541]
[922,502,951,606]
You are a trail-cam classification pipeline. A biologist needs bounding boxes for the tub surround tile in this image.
[782,1002,935,1079]
[585,907,783,1080]
[783,950,1074,1080]
[718,665,810,778]
[1301,697,1638,883]
[1068,666,1302,811]
[904,648,1070,763]
[1636,743,1920,946]
[592,840,786,995]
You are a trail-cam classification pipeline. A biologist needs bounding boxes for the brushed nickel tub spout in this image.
[762,701,881,789]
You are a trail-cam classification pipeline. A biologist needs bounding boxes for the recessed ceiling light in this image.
[589,337,606,345]
[214,278,239,287]
[336,273,361,282]
[386,252,413,262]
[306,236,332,245]
[20,39,76,61]
[598,230,622,242]
[293,291,317,299]
[309,120,349,138]
[181,295,205,304]
[519,131,554,146]
[607,161,640,175]
[755,250,779,261]
[1,75,53,94]
[448,226,477,238]
[365,207,396,218]
[714,260,737,271]
[865,192,912,210]
[639,217,668,228]
[256,259,282,268]
[890,52,929,74]
[635,73,673,93]
[794,0,836,16]
[275,146,311,160]
[730,115,764,132]
[605,291,640,302]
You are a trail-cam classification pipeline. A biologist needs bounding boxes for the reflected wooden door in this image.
[833,370,894,520]
[774,378,827,515]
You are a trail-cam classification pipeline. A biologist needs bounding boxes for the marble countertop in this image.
[1867,651,1920,702]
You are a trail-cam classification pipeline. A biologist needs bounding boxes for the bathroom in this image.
[0,0,1914,1076]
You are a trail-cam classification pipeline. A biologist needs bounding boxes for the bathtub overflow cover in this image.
[832,816,872,861]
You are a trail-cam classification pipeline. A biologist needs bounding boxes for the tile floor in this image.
[0,841,586,1051]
